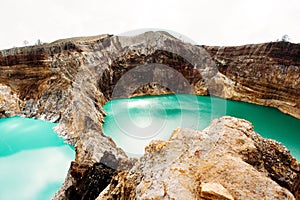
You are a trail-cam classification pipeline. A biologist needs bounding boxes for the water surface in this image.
[103,94,300,159]
[0,117,75,200]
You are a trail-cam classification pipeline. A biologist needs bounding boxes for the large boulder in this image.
[98,117,299,200]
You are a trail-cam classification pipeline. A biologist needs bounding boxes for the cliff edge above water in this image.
[0,32,299,199]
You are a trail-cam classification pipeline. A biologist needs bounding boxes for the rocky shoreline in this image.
[0,31,299,199]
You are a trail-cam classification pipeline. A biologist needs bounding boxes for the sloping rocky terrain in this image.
[0,31,299,199]
[98,117,299,200]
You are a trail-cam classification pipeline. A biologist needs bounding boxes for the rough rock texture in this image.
[98,117,300,200]
[0,31,299,199]
[130,82,174,98]
[65,151,119,200]
[203,43,300,119]
[0,84,20,117]
[199,182,234,200]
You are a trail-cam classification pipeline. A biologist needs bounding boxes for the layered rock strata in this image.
[0,31,299,199]
[203,42,300,119]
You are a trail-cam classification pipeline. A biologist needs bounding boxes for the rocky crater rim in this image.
[1,31,299,118]
[0,31,299,199]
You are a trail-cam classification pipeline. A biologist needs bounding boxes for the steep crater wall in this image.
[0,32,299,199]
[203,42,300,118]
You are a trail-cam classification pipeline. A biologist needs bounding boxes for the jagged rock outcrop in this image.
[98,117,300,200]
[0,31,299,199]
[0,84,20,116]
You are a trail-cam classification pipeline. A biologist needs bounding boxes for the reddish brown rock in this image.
[203,42,300,118]
[0,32,299,199]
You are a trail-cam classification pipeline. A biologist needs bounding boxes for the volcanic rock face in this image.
[0,31,299,199]
[204,43,300,119]
[0,84,20,116]
[98,117,300,200]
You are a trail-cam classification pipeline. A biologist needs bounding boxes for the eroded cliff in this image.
[0,31,299,199]
[203,42,300,118]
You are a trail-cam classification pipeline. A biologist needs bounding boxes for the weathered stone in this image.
[203,42,300,119]
[63,151,120,200]
[0,32,299,199]
[200,182,234,200]
[0,84,20,117]
[130,82,174,97]
[99,117,299,200]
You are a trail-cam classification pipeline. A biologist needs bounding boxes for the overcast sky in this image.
[0,0,299,49]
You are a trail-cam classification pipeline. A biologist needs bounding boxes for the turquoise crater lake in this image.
[0,117,75,200]
[103,94,300,160]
